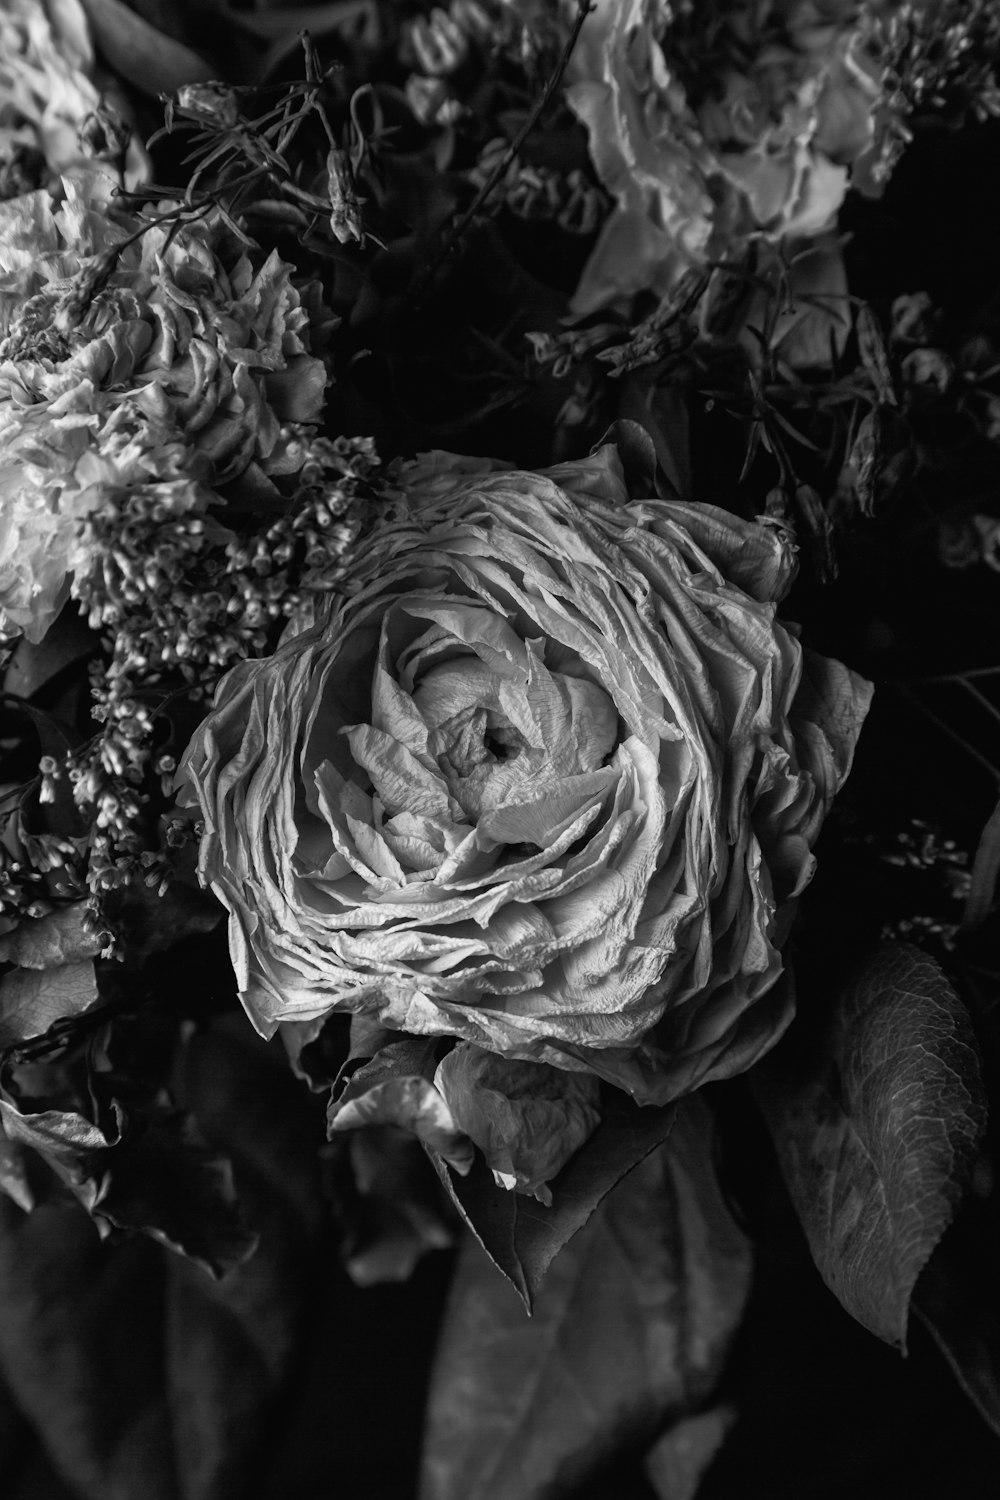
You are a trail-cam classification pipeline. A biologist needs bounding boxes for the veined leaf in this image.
[431,1089,677,1307]
[419,1096,750,1500]
[754,945,987,1348]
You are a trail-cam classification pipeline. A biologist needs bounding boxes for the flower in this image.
[180,433,872,1107]
[0,0,146,201]
[565,0,883,315]
[0,181,330,639]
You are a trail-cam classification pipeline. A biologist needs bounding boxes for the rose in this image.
[179,432,872,1109]
[0,181,328,640]
[565,0,882,316]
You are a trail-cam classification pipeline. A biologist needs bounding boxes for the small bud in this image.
[79,101,131,161]
[410,9,468,76]
[175,82,240,131]
[900,347,955,394]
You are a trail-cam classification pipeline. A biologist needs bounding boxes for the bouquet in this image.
[1,2,1000,1496]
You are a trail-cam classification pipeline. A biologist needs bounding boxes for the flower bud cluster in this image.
[64,437,378,895]
[469,139,607,234]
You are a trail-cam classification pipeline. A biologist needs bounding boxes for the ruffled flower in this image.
[566,0,883,315]
[0,181,329,639]
[180,433,872,1108]
[0,0,145,201]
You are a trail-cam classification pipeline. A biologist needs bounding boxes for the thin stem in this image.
[416,0,595,297]
[894,683,1000,782]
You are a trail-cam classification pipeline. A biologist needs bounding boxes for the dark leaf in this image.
[81,0,215,97]
[0,905,103,970]
[0,959,99,1052]
[643,1407,735,1500]
[912,1194,1000,1439]
[96,1113,260,1280]
[2,607,95,704]
[166,1018,326,1500]
[0,1198,179,1500]
[0,1016,326,1500]
[432,1090,677,1307]
[420,1096,751,1500]
[105,878,223,968]
[754,944,987,1347]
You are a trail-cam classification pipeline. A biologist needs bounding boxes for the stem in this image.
[894,683,1000,783]
[416,0,595,296]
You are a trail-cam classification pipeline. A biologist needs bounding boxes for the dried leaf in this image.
[0,960,99,1052]
[0,905,103,970]
[754,944,987,1348]
[420,1097,751,1500]
[96,1113,260,1280]
[431,1090,677,1307]
[0,1199,179,1500]
[856,304,897,405]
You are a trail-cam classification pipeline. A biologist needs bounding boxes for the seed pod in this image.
[855,303,896,405]
[327,149,363,245]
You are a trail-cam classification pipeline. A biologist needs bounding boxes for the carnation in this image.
[0,181,330,640]
[566,0,883,315]
[180,432,872,1109]
[0,0,145,201]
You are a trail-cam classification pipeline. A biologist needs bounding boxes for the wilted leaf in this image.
[96,1113,260,1279]
[0,904,103,970]
[643,1407,735,1500]
[166,1018,326,1500]
[0,1198,179,1500]
[754,944,987,1348]
[432,1090,677,1307]
[81,0,215,97]
[855,304,897,405]
[0,959,99,1052]
[0,1017,327,1500]
[420,1097,751,1500]
[0,1121,33,1213]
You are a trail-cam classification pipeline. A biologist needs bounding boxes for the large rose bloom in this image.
[566,0,882,315]
[180,438,871,1104]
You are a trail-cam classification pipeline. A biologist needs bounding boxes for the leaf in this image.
[0,1016,327,1500]
[431,1090,677,1307]
[0,1198,180,1500]
[95,1113,260,1279]
[2,607,95,704]
[419,1096,751,1500]
[81,0,215,97]
[0,904,103,970]
[166,1017,326,1500]
[855,303,897,405]
[754,944,987,1348]
[642,1407,735,1500]
[0,959,99,1052]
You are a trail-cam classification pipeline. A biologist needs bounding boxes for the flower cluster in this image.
[0,180,328,641]
[565,0,886,315]
[0,0,144,202]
